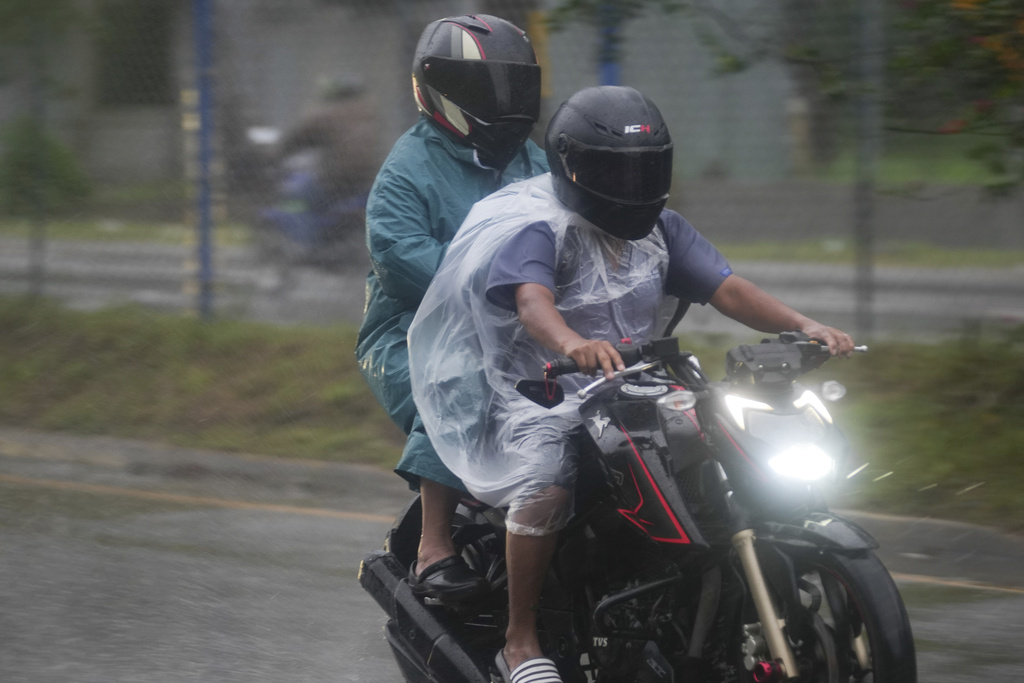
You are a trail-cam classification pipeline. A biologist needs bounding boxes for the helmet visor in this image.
[560,137,674,204]
[421,57,541,123]
[466,117,535,170]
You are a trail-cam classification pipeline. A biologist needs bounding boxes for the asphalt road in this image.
[1,237,1022,339]
[1,428,1022,682]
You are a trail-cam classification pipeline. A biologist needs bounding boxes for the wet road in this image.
[1,428,1022,682]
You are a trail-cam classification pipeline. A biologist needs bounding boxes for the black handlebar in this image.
[544,341,661,379]
[543,333,862,383]
[545,356,580,378]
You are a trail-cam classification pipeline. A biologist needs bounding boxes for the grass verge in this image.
[822,336,1024,534]
[816,131,1006,186]
[1,297,1021,534]
[0,297,404,469]
[0,218,251,246]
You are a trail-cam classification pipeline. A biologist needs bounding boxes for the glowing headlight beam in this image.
[768,444,835,482]
[846,463,869,479]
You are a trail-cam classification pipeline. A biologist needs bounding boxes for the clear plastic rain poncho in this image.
[408,174,679,535]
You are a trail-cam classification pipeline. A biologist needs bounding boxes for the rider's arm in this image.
[488,222,624,379]
[709,274,854,356]
[515,283,625,379]
[365,169,447,303]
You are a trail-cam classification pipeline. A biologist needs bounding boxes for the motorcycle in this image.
[360,332,917,683]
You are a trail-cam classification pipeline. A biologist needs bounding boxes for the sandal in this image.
[408,555,488,604]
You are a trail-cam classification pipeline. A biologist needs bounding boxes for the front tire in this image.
[792,551,917,683]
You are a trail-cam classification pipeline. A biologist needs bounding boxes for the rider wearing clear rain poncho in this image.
[408,87,733,537]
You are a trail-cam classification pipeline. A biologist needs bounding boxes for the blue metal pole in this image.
[193,0,214,319]
[854,0,883,341]
[599,4,620,86]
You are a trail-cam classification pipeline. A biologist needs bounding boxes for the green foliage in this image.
[888,1,1024,191]
[0,2,92,215]
[577,0,1024,187]
[0,117,92,217]
[549,0,686,28]
[0,0,78,45]
[549,0,688,64]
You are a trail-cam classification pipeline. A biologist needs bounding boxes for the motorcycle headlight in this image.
[768,444,834,482]
[724,394,773,430]
[793,390,832,424]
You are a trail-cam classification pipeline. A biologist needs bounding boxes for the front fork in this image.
[704,453,801,679]
[732,528,799,680]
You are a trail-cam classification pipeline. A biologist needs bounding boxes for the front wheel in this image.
[789,550,917,683]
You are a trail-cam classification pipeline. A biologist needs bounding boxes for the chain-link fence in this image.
[0,0,1021,338]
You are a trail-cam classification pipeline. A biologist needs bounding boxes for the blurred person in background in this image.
[355,14,549,604]
[277,74,378,209]
[263,76,379,262]
[409,85,853,682]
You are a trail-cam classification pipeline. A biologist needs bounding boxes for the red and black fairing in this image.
[578,386,710,549]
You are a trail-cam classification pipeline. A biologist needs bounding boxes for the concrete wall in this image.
[0,0,798,185]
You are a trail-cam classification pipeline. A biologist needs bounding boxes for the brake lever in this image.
[577,360,660,400]
[794,340,869,354]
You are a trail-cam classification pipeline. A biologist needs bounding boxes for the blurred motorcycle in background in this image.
[254,144,367,268]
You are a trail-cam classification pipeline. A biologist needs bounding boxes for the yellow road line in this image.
[890,571,1024,595]
[0,473,396,524]
[4,474,1023,596]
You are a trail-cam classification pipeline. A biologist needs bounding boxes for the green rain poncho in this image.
[356,116,548,487]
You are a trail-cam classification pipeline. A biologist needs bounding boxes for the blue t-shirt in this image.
[486,210,732,312]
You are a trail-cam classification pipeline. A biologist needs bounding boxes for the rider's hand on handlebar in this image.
[565,339,626,380]
[801,322,855,357]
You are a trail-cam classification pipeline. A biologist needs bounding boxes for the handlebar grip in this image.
[618,345,644,366]
[545,357,579,378]
[546,342,645,378]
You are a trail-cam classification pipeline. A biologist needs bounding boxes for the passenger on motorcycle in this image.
[355,15,549,606]
[408,85,854,683]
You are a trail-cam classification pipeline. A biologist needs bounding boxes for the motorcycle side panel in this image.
[620,436,709,547]
[580,398,709,548]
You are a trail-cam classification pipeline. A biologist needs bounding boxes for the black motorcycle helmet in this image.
[546,86,674,240]
[412,14,541,170]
